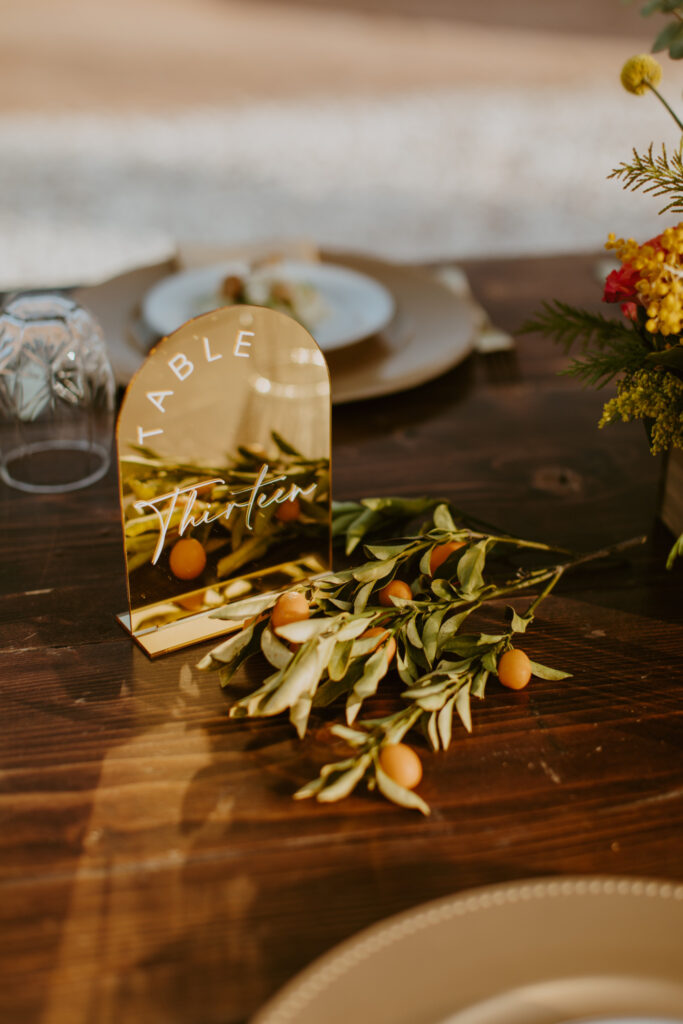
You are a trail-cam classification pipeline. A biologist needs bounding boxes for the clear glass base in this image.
[0,440,110,493]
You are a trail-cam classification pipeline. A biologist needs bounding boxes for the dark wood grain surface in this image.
[1,253,682,1024]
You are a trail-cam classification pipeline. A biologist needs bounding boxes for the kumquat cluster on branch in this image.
[197,498,644,815]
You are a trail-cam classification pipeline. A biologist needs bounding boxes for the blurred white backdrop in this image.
[2,0,680,287]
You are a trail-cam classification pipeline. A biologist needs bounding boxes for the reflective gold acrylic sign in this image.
[116,305,331,656]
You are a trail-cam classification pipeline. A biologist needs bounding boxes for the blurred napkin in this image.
[434,265,514,354]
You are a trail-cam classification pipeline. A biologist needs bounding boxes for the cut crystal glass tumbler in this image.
[0,294,115,493]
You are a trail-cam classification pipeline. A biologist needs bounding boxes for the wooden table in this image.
[2,253,682,1024]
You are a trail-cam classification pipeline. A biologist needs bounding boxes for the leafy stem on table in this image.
[197,498,645,814]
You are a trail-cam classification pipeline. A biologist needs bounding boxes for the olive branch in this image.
[197,499,644,815]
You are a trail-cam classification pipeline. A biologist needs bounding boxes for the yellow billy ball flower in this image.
[621,54,663,96]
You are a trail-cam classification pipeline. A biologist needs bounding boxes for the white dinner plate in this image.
[252,877,683,1024]
[141,259,395,352]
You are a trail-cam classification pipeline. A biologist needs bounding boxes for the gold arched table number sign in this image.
[116,305,332,657]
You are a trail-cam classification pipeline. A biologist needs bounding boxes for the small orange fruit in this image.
[362,626,397,662]
[271,591,310,631]
[378,579,412,606]
[275,496,301,523]
[169,537,207,580]
[429,540,466,575]
[379,743,423,789]
[497,648,532,690]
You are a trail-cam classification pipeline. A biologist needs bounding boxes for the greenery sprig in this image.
[198,498,644,815]
[609,143,683,214]
[639,1,683,61]
[519,302,651,387]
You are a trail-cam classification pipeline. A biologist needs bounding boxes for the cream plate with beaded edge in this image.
[251,877,683,1024]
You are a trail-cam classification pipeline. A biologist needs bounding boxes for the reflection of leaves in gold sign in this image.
[121,431,330,585]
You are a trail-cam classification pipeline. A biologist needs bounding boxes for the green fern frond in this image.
[609,143,683,214]
[519,301,650,387]
[519,301,638,353]
[562,333,652,387]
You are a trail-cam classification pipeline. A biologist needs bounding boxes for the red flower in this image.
[603,263,640,304]
[621,301,638,320]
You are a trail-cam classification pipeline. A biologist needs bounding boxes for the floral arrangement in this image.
[522,21,683,566]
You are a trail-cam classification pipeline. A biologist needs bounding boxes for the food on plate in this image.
[220,274,246,303]
[214,268,329,331]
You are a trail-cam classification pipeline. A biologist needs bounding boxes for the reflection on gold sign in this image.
[116,305,331,656]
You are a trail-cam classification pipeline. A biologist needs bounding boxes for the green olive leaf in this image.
[406,615,423,649]
[262,637,335,715]
[346,643,395,724]
[260,626,294,670]
[293,775,327,800]
[352,557,397,584]
[345,509,383,555]
[229,668,285,716]
[437,694,456,750]
[364,542,413,559]
[335,616,377,642]
[375,765,430,816]
[327,597,353,611]
[457,540,488,597]
[416,692,448,712]
[209,591,279,622]
[314,663,364,707]
[438,607,476,643]
[433,503,456,532]
[290,693,314,739]
[471,668,489,698]
[196,619,257,670]
[528,660,572,680]
[396,643,420,685]
[431,578,458,600]
[455,682,472,733]
[354,580,375,614]
[274,617,333,643]
[316,755,372,802]
[508,606,533,633]
[426,710,440,751]
[419,546,435,575]
[482,650,499,673]
[328,638,354,681]
[330,724,370,746]
[422,606,447,665]
[443,636,484,657]
[402,680,449,699]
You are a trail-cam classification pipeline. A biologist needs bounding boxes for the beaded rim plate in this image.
[251,876,683,1024]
